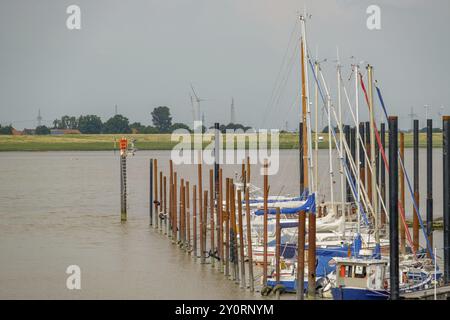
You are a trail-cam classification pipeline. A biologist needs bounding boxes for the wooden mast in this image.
[367,65,379,245]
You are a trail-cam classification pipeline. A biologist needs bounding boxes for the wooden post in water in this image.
[307,209,316,299]
[230,182,239,283]
[193,185,198,257]
[153,159,158,229]
[263,160,269,286]
[169,160,173,237]
[199,183,205,263]
[218,169,223,270]
[198,163,204,263]
[443,115,450,284]
[274,206,281,300]
[388,116,399,300]
[426,119,433,255]
[203,190,208,264]
[237,191,246,289]
[209,169,215,266]
[156,171,163,231]
[245,187,254,291]
[413,119,420,252]
[159,171,163,231]
[399,133,406,254]
[275,207,281,286]
[149,159,153,226]
[164,176,167,235]
[296,210,306,300]
[380,123,386,227]
[173,172,178,242]
[180,179,185,248]
[225,178,230,277]
[186,181,191,253]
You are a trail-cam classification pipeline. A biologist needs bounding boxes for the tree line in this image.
[0,106,251,135]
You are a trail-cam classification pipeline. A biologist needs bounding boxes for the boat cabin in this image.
[334,257,388,291]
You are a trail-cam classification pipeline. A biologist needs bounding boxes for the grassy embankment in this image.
[0,133,443,151]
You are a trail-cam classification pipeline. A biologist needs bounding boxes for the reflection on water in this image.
[0,150,445,299]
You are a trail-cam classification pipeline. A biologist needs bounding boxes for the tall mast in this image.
[367,65,379,244]
[337,49,345,216]
[355,64,361,235]
[300,19,309,194]
[314,61,319,195]
[326,78,335,214]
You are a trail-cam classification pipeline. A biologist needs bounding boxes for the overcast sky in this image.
[1,0,449,130]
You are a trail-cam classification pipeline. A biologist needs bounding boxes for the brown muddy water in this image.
[0,150,445,299]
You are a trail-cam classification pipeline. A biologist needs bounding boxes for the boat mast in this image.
[337,48,345,219]
[304,32,314,196]
[367,65,379,244]
[326,74,335,214]
[300,13,317,299]
[355,64,361,236]
[314,60,319,196]
[300,21,309,195]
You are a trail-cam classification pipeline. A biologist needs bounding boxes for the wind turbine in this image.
[189,94,196,124]
[190,84,207,123]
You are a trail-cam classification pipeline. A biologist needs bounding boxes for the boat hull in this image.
[331,287,389,300]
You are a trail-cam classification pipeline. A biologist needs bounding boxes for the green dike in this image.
[0,133,443,151]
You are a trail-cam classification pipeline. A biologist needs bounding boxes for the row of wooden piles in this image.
[148,157,261,293]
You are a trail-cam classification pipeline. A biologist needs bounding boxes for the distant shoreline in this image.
[0,133,443,151]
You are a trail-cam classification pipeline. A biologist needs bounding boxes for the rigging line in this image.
[360,74,416,253]
[312,62,370,226]
[320,86,372,225]
[374,81,434,262]
[272,45,299,117]
[315,62,373,218]
[325,79,374,224]
[260,19,299,128]
[338,75,389,222]
[331,96,389,222]
[305,53,355,204]
[261,41,299,129]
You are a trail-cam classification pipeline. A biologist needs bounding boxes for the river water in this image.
[0,150,445,299]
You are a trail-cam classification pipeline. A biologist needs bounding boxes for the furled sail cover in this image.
[254,193,316,215]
